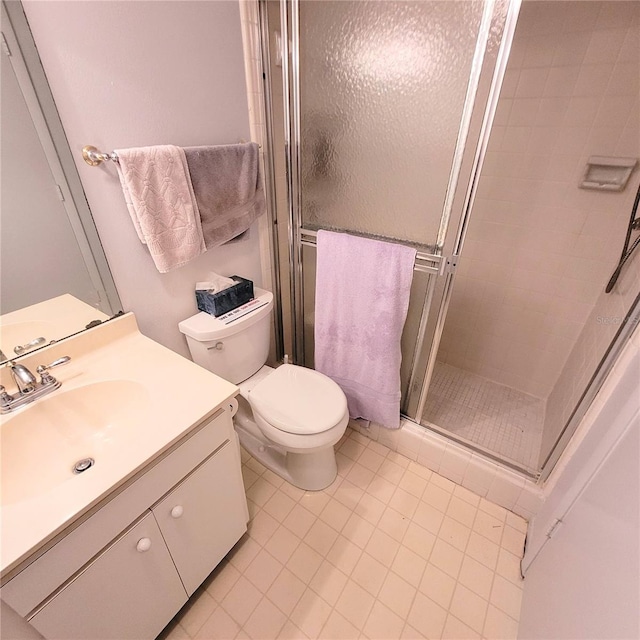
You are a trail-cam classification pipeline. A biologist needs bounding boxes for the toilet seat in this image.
[248,364,348,435]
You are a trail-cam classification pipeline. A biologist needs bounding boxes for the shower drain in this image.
[73,458,95,474]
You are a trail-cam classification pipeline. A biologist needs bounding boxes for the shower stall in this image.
[258,0,640,480]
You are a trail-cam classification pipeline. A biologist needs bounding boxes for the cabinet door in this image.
[152,440,248,596]
[30,513,187,640]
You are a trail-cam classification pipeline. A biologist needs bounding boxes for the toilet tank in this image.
[178,288,273,384]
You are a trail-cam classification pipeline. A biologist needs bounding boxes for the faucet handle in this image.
[36,356,71,384]
[0,385,14,407]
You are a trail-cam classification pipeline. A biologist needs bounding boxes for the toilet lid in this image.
[248,364,348,435]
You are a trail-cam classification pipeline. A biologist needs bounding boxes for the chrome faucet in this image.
[1,356,71,413]
[11,363,37,394]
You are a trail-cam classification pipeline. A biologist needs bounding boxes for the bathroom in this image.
[3,2,638,638]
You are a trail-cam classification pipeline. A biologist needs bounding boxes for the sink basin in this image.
[1,381,150,505]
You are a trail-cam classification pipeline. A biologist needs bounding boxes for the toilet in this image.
[179,288,349,490]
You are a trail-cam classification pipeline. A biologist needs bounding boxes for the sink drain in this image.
[73,458,95,474]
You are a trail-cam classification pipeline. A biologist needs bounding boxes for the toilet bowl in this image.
[178,287,349,490]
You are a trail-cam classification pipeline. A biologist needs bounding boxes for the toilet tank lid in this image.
[178,287,273,341]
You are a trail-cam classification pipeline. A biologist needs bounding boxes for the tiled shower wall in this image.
[541,191,640,463]
[438,1,640,400]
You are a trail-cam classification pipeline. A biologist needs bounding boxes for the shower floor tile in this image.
[424,362,544,472]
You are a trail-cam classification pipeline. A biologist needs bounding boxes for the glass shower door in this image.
[298,0,485,245]
[283,0,495,411]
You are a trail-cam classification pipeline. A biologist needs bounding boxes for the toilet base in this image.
[235,422,338,491]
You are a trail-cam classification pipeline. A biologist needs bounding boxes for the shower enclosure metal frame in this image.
[259,0,640,483]
[277,0,508,405]
[257,0,285,362]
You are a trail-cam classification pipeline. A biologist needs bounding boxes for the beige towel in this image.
[115,145,206,273]
[184,143,265,248]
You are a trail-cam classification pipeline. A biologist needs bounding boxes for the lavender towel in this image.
[314,230,416,429]
[115,145,205,273]
[184,142,265,248]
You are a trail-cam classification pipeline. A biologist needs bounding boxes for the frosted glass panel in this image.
[299,0,484,246]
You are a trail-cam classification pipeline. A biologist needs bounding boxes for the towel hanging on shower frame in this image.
[606,182,640,294]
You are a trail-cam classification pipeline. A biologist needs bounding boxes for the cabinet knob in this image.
[171,505,184,519]
[136,537,152,552]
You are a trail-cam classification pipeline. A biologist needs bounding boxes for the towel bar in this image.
[82,142,262,167]
[300,228,442,275]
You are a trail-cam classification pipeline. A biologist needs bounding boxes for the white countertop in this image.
[0,294,110,359]
[0,313,238,577]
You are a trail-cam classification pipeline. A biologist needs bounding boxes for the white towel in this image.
[115,145,206,273]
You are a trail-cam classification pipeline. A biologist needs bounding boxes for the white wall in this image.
[22,0,261,357]
[439,1,640,398]
[520,421,639,639]
[518,322,640,638]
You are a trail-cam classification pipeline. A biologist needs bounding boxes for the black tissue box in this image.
[196,276,254,317]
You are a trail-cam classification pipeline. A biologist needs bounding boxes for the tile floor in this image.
[424,362,544,472]
[159,429,526,640]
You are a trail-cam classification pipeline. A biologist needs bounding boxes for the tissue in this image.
[195,272,236,294]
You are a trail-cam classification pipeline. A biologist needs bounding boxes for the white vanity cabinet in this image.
[152,440,248,597]
[29,513,187,640]
[2,406,248,640]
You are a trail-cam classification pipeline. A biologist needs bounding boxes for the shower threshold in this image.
[419,419,539,478]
